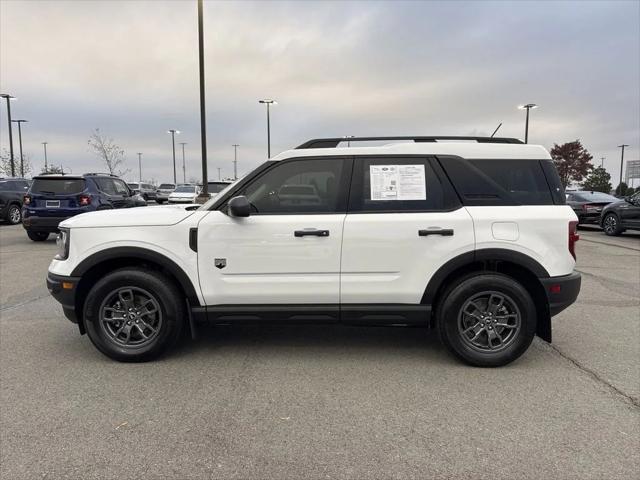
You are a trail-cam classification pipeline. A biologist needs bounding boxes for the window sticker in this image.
[369,164,426,200]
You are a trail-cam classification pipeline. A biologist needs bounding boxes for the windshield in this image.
[158,184,175,189]
[574,191,617,202]
[174,185,197,193]
[128,183,139,189]
[31,178,86,195]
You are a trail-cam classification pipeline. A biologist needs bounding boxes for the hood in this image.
[60,205,197,228]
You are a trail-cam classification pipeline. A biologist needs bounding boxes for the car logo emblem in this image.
[214,258,226,269]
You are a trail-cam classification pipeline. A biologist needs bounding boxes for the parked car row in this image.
[566,190,640,236]
[22,173,147,241]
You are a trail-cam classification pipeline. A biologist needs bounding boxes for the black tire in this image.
[437,273,536,367]
[142,194,148,201]
[6,204,22,224]
[602,213,623,236]
[83,268,185,362]
[156,199,164,204]
[27,230,49,241]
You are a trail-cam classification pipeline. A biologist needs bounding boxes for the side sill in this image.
[194,304,431,326]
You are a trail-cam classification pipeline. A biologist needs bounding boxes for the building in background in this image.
[625,160,640,188]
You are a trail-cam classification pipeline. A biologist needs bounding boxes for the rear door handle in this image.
[294,229,330,237]
[419,228,454,237]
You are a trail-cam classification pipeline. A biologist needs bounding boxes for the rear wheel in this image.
[83,268,184,362]
[437,273,536,367]
[602,213,623,236]
[27,230,49,241]
[156,199,165,204]
[6,204,22,224]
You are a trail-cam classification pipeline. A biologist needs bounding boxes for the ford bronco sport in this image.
[46,136,581,366]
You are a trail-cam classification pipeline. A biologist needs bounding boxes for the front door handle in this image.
[419,228,454,237]
[294,229,330,237]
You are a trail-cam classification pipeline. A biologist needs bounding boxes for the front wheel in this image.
[27,230,49,241]
[437,273,536,367]
[83,268,185,362]
[602,213,623,236]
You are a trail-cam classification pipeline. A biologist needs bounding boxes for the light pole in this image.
[1,94,16,176]
[232,144,239,179]
[167,129,180,184]
[618,144,629,192]
[42,142,48,173]
[11,119,28,177]
[258,99,276,157]
[601,157,605,168]
[217,167,221,180]
[179,142,187,183]
[518,103,538,144]
[197,0,209,199]
[137,152,143,184]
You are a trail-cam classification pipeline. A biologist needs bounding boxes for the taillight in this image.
[78,194,91,206]
[569,220,579,260]
[23,195,31,205]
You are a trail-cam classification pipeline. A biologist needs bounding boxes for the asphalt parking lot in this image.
[1,223,638,480]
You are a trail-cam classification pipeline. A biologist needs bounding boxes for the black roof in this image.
[296,136,524,149]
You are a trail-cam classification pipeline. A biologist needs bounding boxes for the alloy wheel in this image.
[603,215,617,234]
[8,205,21,224]
[99,286,163,348]
[457,291,521,352]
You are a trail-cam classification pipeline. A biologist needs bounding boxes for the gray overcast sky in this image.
[1,0,639,184]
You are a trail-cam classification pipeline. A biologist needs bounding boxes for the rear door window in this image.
[31,178,86,195]
[348,157,459,212]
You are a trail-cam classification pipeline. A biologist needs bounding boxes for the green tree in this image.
[627,187,635,195]
[581,166,612,193]
[615,182,629,196]
[550,140,593,188]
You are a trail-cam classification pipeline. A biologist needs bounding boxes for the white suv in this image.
[47,136,581,366]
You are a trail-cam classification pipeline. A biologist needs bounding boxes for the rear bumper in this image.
[23,215,70,232]
[46,272,81,323]
[540,272,581,316]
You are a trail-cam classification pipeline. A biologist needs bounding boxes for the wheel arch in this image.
[71,247,200,334]
[422,249,552,342]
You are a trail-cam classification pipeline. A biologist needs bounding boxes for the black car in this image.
[600,192,640,236]
[22,173,146,241]
[0,177,30,224]
[566,191,618,225]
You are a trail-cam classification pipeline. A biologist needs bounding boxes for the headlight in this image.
[55,228,70,260]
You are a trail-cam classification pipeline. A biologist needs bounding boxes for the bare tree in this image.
[0,148,32,177]
[87,128,129,176]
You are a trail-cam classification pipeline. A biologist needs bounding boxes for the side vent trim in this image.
[189,228,198,252]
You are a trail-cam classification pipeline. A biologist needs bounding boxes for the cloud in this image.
[1,0,638,182]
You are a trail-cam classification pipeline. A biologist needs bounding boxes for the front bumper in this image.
[23,215,70,232]
[540,271,581,316]
[46,272,81,323]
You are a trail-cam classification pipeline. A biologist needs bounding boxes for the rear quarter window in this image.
[438,157,557,206]
[31,178,86,195]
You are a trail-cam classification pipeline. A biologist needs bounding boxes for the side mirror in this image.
[228,195,251,217]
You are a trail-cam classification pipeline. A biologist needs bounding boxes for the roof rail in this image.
[296,136,524,149]
[83,172,119,177]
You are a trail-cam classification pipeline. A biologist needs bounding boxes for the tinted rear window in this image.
[208,183,229,193]
[31,178,86,195]
[439,157,556,206]
[573,191,617,202]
